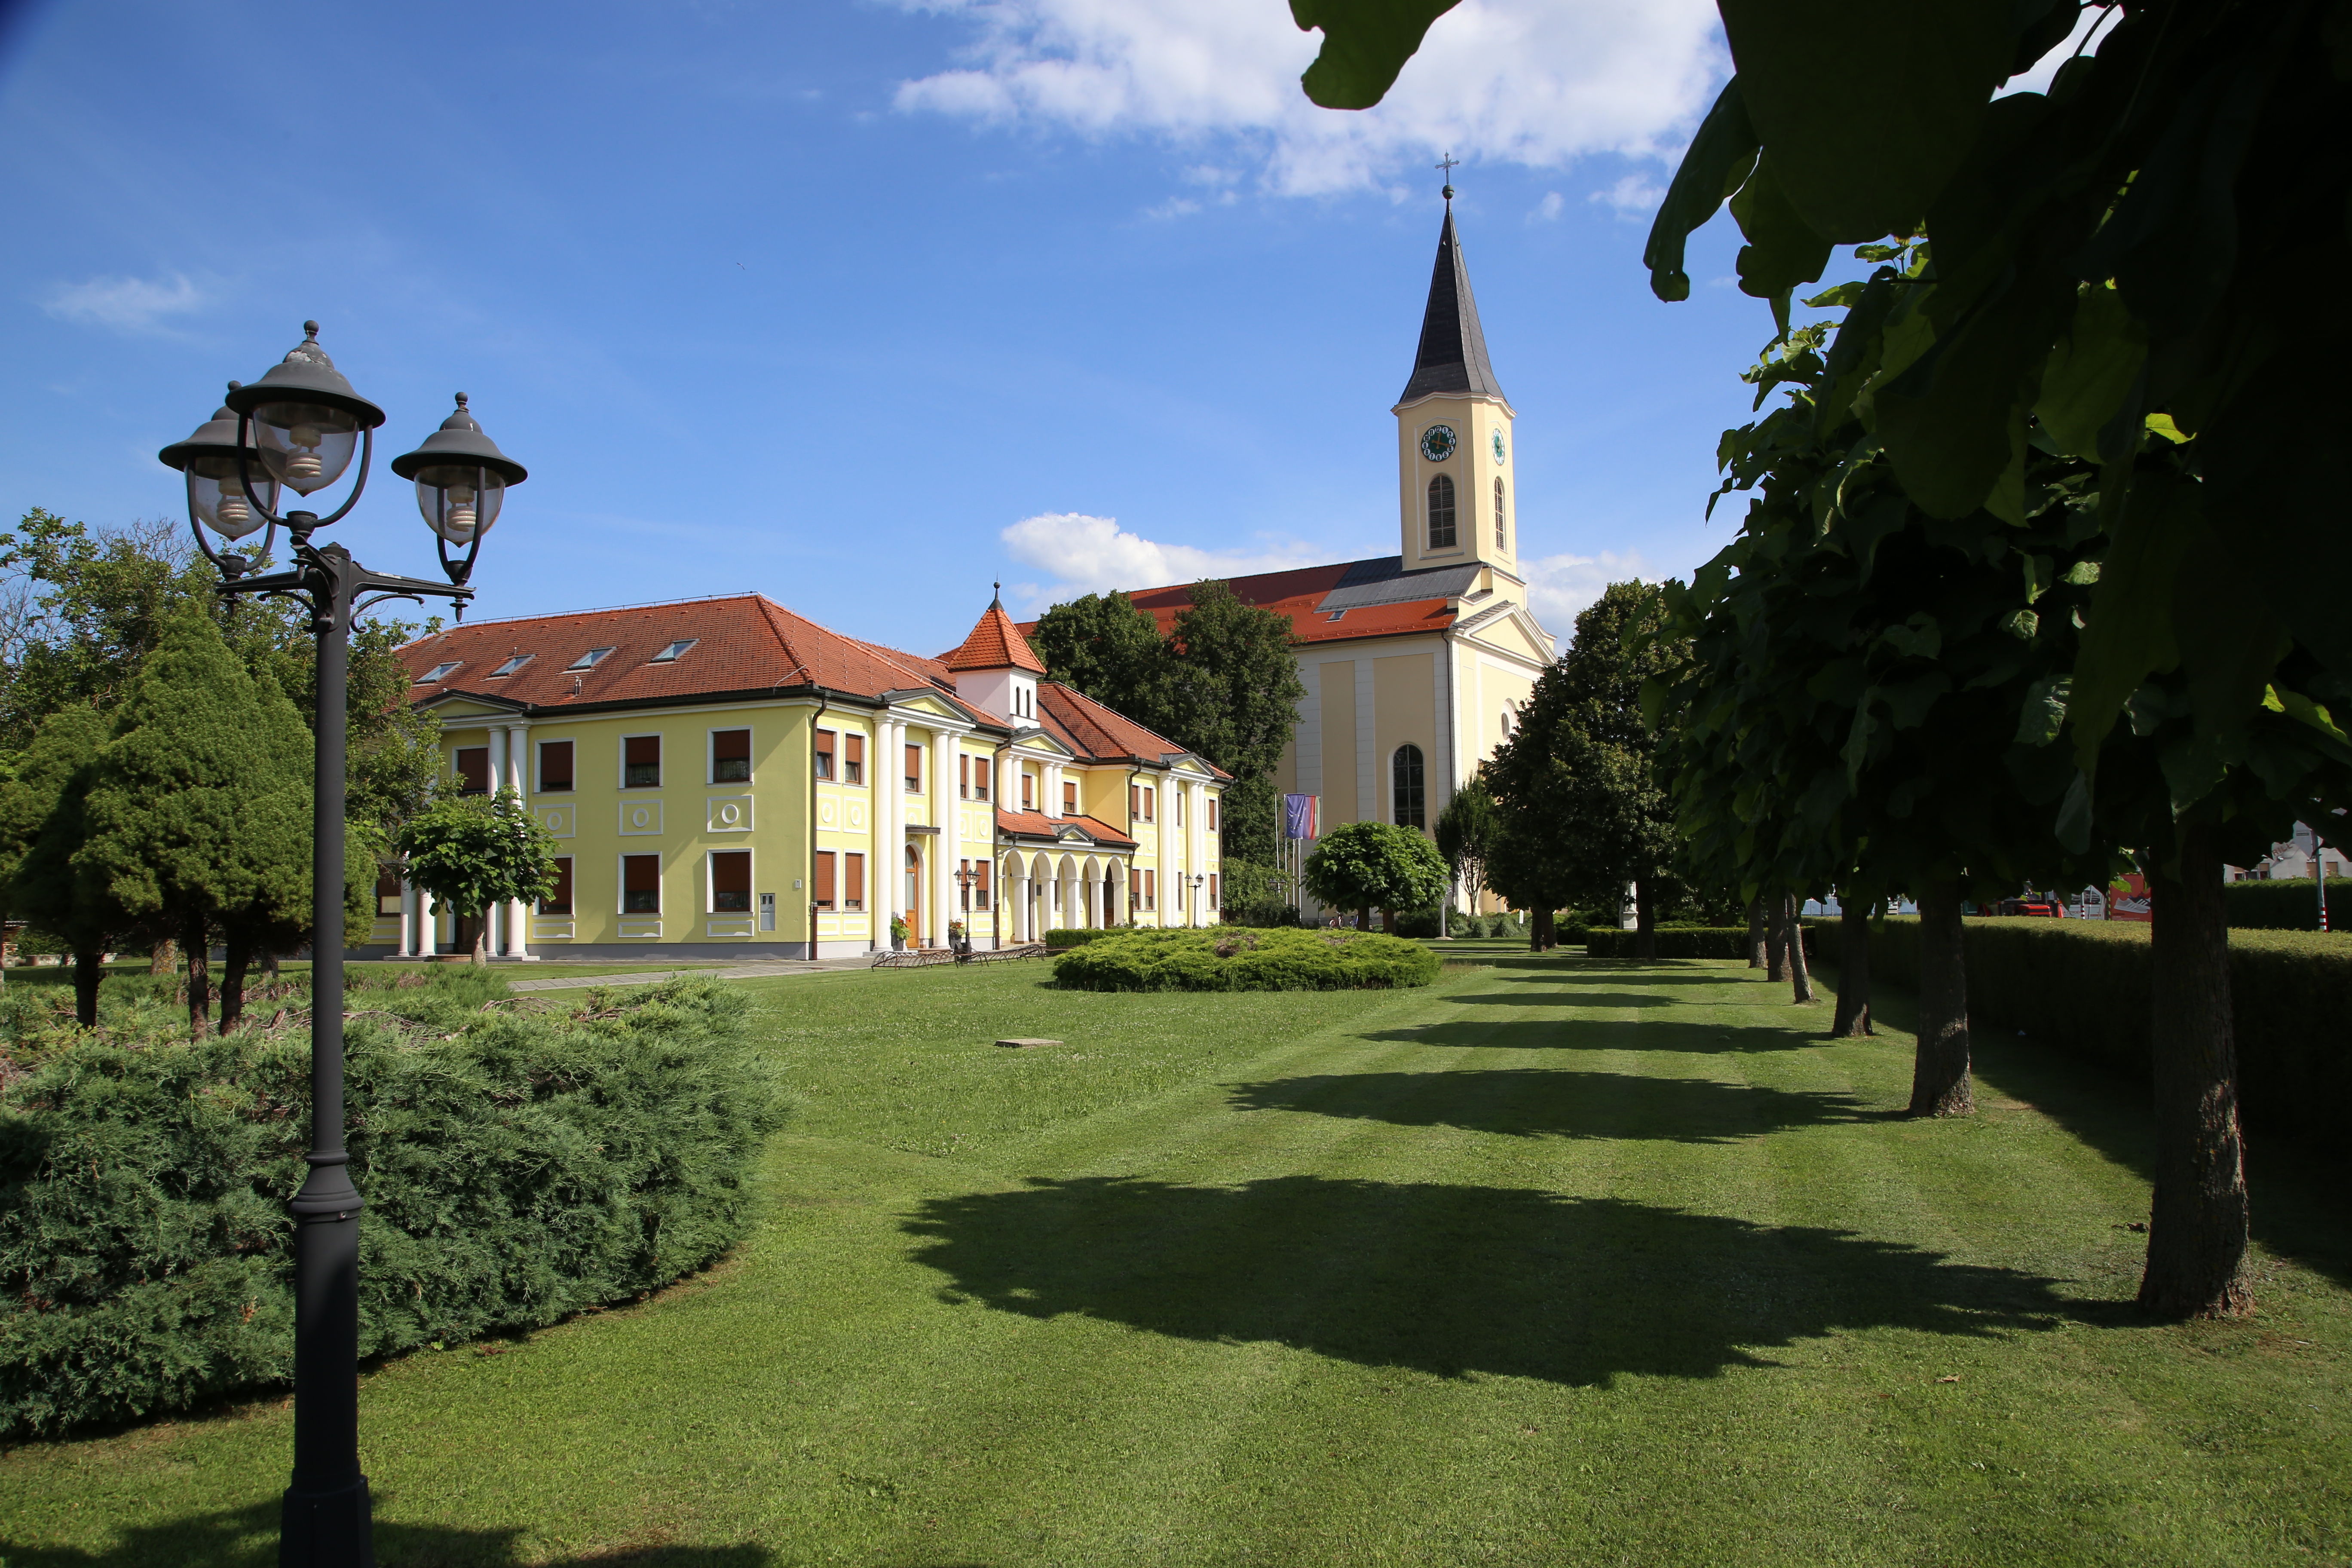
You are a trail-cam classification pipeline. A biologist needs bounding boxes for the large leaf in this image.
[2069,472,2199,771]
[1718,0,2013,242]
[1729,153,1835,315]
[2035,284,2149,459]
[1291,0,1463,110]
[1643,80,1761,303]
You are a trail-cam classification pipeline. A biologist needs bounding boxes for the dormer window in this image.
[651,639,697,663]
[416,660,462,684]
[1326,610,1346,622]
[489,654,533,677]
[567,647,615,671]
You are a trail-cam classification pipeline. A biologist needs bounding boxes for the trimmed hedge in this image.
[0,970,786,1439]
[1828,917,2350,1158]
[1053,928,1441,992]
[2223,878,2350,931]
[1586,925,1815,960]
[1044,928,1121,949]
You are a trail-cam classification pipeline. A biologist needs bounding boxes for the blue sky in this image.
[2,0,1833,658]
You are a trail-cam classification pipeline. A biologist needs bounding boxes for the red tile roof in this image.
[994,808,1138,850]
[942,600,1046,673]
[1016,557,1462,648]
[1038,684,1230,778]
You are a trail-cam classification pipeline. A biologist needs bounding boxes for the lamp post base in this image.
[281,1475,375,1567]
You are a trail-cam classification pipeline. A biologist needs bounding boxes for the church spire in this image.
[1398,196,1505,406]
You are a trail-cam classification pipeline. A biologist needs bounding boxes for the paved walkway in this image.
[505,956,875,992]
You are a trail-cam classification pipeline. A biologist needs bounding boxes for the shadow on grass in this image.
[1357,1019,1815,1055]
[1226,1069,1875,1141]
[907,1177,2089,1386]
[0,1502,773,1568]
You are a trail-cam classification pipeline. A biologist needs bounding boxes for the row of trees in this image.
[1293,0,2351,1317]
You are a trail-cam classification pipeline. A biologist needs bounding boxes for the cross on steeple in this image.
[1436,153,1459,200]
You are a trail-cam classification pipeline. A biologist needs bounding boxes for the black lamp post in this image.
[158,322,526,1568]
[1192,872,1207,926]
[953,863,976,960]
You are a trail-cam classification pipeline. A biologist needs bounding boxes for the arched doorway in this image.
[905,845,922,944]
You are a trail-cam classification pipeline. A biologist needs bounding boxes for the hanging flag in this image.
[1284,793,1320,840]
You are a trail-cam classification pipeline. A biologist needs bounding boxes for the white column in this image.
[505,723,533,959]
[882,718,903,927]
[484,728,508,956]
[399,879,418,958]
[1044,762,1062,819]
[420,885,438,956]
[1192,783,1208,925]
[932,730,955,945]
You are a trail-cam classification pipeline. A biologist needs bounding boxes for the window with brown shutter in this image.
[814,729,835,781]
[1208,798,1218,833]
[1022,772,1034,810]
[905,744,922,794]
[624,735,660,788]
[843,851,865,910]
[711,850,751,911]
[1063,780,1078,815]
[1210,873,1219,909]
[842,732,864,784]
[1130,868,1140,907]
[455,747,489,794]
[1129,784,1139,820]
[1145,870,1157,910]
[541,857,573,915]
[975,860,991,908]
[813,852,836,910]
[974,757,989,801]
[538,740,573,793]
[622,854,660,913]
[713,728,751,783]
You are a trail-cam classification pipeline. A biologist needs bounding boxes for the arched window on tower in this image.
[1391,744,1426,831]
[1494,477,1507,550]
[1427,475,1457,550]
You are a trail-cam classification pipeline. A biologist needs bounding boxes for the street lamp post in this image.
[1192,872,1207,926]
[158,322,527,1568]
[953,863,976,961]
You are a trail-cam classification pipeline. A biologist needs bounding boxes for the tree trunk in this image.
[1439,878,1452,939]
[1531,906,1553,952]
[182,914,211,1032]
[1829,902,1872,1036]
[220,930,251,1034]
[472,907,491,966]
[1746,899,1768,967]
[1786,893,1814,1002]
[149,936,178,977]
[1765,896,1788,980]
[2139,823,2252,1319]
[1909,879,1973,1116]
[1356,904,1372,934]
[73,949,104,1027]
[1634,877,1657,963]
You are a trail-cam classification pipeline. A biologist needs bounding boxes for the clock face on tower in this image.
[1491,429,1507,465]
[1419,425,1458,462]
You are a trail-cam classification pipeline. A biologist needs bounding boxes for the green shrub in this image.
[0,970,786,1439]
[1053,928,1441,992]
[2222,878,2351,931]
[1044,928,1122,949]
[1831,917,2350,1158]
[1586,926,1811,960]
[1221,900,1303,928]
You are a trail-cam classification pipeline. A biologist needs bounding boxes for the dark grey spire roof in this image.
[1399,205,1506,404]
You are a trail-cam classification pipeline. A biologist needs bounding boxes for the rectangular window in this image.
[375,865,403,917]
[973,756,990,801]
[538,740,574,793]
[541,857,573,915]
[624,735,661,788]
[1145,869,1157,910]
[1210,873,1219,909]
[813,852,836,911]
[455,746,489,794]
[1208,798,1219,833]
[843,851,866,911]
[905,744,923,794]
[622,854,660,913]
[842,733,864,785]
[1130,784,1139,821]
[712,728,751,783]
[814,729,835,781]
[975,859,991,909]
[1143,785,1156,821]
[959,754,971,799]
[1176,790,1185,828]
[711,849,751,912]
[1063,780,1078,815]
[1022,772,1035,811]
[1129,868,1141,909]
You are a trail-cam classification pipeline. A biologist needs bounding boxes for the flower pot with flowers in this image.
[890,914,910,951]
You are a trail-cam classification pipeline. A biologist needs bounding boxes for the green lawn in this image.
[3,955,2347,1566]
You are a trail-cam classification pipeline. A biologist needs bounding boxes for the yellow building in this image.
[383,595,1224,959]
[1028,196,1553,911]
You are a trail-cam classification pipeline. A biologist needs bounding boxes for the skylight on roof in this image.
[1326,610,1347,622]
[566,647,615,671]
[489,654,533,677]
[416,661,462,684]
[650,638,698,663]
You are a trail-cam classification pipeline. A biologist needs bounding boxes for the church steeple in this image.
[1399,202,1505,406]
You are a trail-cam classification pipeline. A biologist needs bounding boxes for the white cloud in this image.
[1529,190,1565,222]
[892,0,1727,196]
[1522,548,1651,637]
[1000,511,1323,607]
[1589,174,1664,217]
[43,272,208,333]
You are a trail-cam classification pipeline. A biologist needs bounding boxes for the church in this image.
[1029,195,1553,889]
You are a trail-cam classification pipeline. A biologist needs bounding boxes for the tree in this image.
[72,610,313,1033]
[1302,820,1446,932]
[1027,590,1176,726]
[396,789,561,965]
[1,704,126,1024]
[1483,810,1574,952]
[1432,774,1498,937]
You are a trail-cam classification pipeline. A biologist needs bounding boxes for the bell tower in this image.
[1393,187,1517,577]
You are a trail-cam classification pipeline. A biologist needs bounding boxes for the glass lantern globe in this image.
[158,386,280,544]
[391,393,528,548]
[222,322,386,502]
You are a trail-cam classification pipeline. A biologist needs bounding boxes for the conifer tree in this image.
[74,608,311,1032]
[2,704,124,1023]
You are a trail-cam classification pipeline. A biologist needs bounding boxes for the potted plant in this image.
[890,914,909,951]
